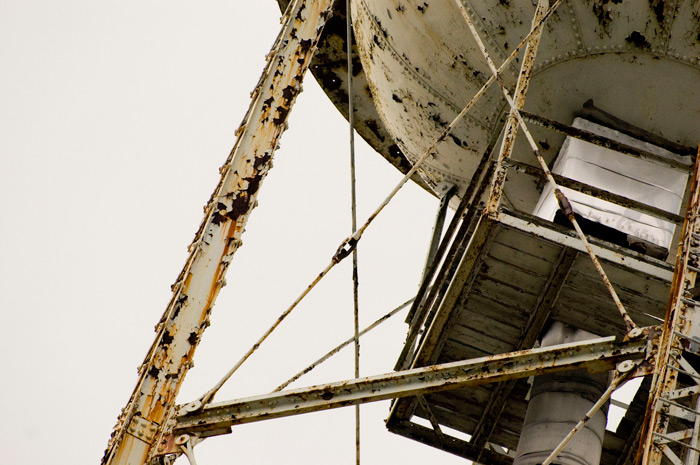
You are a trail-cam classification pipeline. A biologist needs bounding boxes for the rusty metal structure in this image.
[103,1,700,464]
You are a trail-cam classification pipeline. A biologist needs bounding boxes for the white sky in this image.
[0,2,646,463]
[0,2,473,464]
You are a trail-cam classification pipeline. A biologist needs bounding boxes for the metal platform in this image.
[387,208,675,465]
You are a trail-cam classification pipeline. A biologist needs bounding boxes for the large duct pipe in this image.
[513,322,610,465]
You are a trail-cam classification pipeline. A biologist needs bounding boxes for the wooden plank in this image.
[469,247,578,450]
[446,325,516,355]
[459,292,531,326]
[554,277,666,333]
[494,225,563,262]
[440,339,495,362]
[565,268,668,318]
[420,400,480,434]
[471,276,540,312]
[452,311,524,342]
[386,421,514,465]
[477,257,548,296]
[571,256,671,300]
[488,240,557,276]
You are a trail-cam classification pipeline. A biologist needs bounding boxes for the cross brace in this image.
[170,332,654,442]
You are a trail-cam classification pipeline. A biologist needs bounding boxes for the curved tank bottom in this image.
[351,0,700,207]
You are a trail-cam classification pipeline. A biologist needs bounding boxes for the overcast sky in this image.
[0,2,476,464]
[1,2,648,463]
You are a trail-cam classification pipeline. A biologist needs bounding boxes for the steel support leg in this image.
[101,2,335,464]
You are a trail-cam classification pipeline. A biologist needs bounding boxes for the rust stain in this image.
[103,2,337,464]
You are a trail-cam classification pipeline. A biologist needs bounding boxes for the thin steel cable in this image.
[191,2,566,410]
[345,2,361,463]
[456,0,638,332]
[273,297,414,391]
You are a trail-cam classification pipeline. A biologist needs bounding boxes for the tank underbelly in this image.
[351,0,700,209]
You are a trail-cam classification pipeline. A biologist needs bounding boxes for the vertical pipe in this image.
[514,322,610,465]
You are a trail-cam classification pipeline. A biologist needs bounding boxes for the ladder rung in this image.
[658,397,700,416]
[652,432,700,453]
[666,364,700,382]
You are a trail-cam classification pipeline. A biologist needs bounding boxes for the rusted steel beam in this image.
[386,420,512,465]
[101,2,336,464]
[397,150,494,371]
[504,159,685,225]
[497,211,674,282]
[579,100,696,158]
[173,333,652,435]
[479,0,552,214]
[470,247,578,454]
[640,150,700,465]
[520,110,692,171]
[462,0,640,333]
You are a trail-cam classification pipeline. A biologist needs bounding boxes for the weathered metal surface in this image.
[351,0,700,214]
[173,334,651,435]
[101,2,335,464]
[498,211,674,282]
[538,368,635,465]
[478,0,552,214]
[397,150,494,370]
[470,247,578,456]
[386,420,513,465]
[388,207,674,462]
[504,159,685,225]
[460,0,640,334]
[640,152,700,464]
[273,0,434,194]
[520,110,693,171]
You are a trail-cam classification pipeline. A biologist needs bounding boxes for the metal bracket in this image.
[126,416,159,444]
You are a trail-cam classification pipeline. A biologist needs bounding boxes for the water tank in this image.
[349,0,700,209]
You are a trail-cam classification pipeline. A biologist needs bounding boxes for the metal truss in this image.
[640,154,700,465]
[156,331,654,455]
[101,1,336,464]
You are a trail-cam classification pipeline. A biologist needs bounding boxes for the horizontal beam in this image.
[386,420,512,465]
[497,211,674,282]
[504,159,685,225]
[173,332,653,435]
[520,111,692,170]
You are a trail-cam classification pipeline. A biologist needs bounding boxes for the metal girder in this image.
[481,0,549,214]
[386,420,512,465]
[496,211,674,282]
[171,332,653,437]
[101,2,336,464]
[504,159,685,225]
[469,246,578,453]
[520,110,693,172]
[641,152,700,464]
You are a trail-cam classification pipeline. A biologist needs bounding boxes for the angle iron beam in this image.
[101,2,336,464]
[520,110,692,171]
[173,333,652,435]
[504,159,685,225]
[386,420,512,465]
[496,211,674,282]
[640,151,700,465]
[483,0,550,214]
[399,147,494,366]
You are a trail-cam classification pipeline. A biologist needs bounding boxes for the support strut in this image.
[101,2,335,464]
